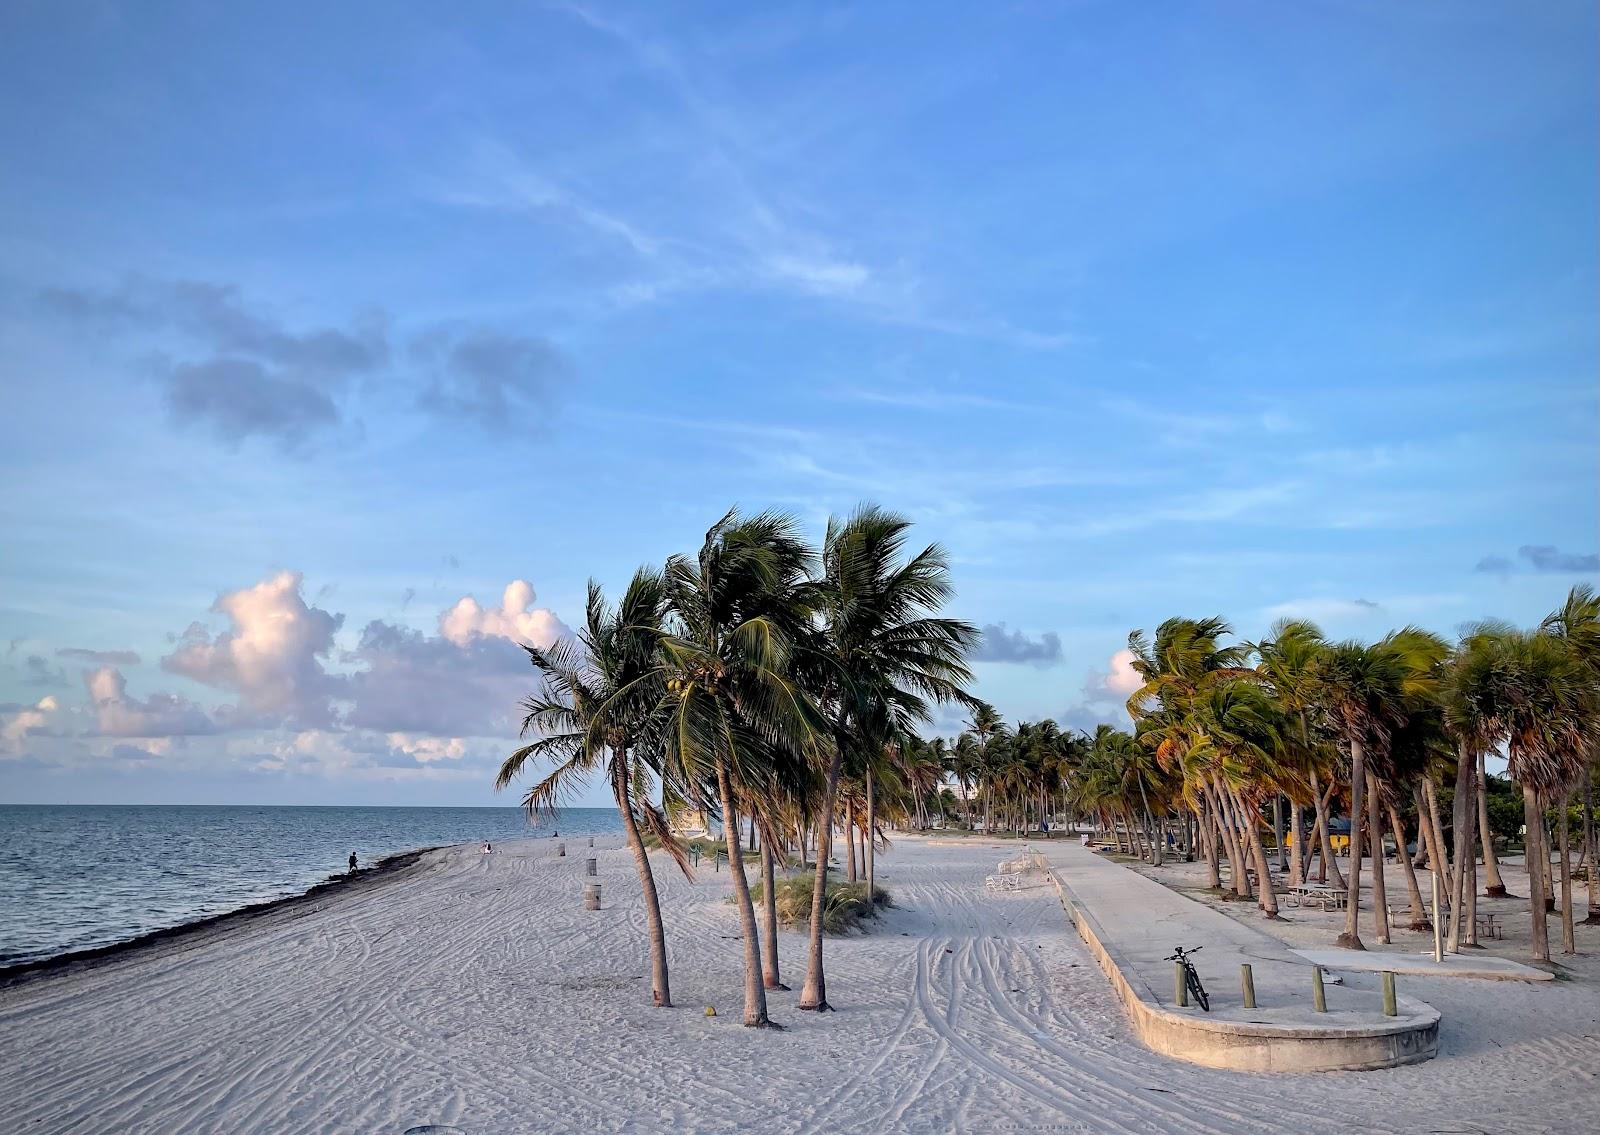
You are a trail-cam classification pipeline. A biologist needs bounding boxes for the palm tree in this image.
[1492,629,1592,961]
[1126,617,1256,897]
[1315,640,1409,950]
[654,509,825,1027]
[797,505,977,1012]
[495,569,684,1007]
[1255,620,1342,890]
[1541,584,1600,931]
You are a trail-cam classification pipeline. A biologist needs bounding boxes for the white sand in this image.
[2,835,1595,1134]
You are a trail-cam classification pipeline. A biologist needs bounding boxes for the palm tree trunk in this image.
[1447,742,1475,951]
[1558,790,1575,955]
[1389,801,1429,931]
[1583,768,1600,923]
[1367,772,1391,944]
[613,754,671,1007]
[1199,802,1221,888]
[1311,769,1345,889]
[1209,777,1252,898]
[1236,789,1278,918]
[845,800,857,883]
[1522,782,1550,962]
[1339,738,1367,950]
[1479,752,1507,896]
[715,759,770,1026]
[1272,796,1286,872]
[799,745,843,1012]
[759,832,786,990]
[866,766,876,903]
[1137,774,1162,866]
[1288,800,1304,887]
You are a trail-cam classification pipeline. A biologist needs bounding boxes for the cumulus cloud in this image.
[345,618,531,737]
[162,571,345,729]
[1,694,69,751]
[438,580,569,648]
[84,667,216,738]
[973,623,1063,665]
[6,571,571,785]
[57,648,142,666]
[413,328,569,431]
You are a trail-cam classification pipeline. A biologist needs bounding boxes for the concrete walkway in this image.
[1035,841,1440,1071]
[1293,947,1552,982]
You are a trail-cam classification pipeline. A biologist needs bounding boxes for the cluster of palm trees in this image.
[1049,592,1597,964]
[496,505,978,1027]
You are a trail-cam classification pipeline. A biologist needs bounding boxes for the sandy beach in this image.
[2,835,1596,1134]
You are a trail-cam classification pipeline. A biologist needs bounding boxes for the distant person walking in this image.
[348,851,358,873]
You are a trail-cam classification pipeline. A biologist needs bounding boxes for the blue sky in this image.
[1,1,1595,807]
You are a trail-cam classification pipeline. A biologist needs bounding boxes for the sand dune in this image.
[1,835,1594,1134]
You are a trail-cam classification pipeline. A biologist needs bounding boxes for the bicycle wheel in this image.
[1187,968,1210,1012]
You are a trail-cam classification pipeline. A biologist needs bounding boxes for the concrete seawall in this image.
[1045,863,1440,1072]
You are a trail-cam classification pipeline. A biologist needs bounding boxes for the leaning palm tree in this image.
[496,568,686,1007]
[1490,629,1592,962]
[654,509,826,1027]
[1315,640,1409,950]
[1541,584,1600,929]
[798,505,977,1012]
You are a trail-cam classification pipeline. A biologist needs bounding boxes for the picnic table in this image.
[1284,884,1348,911]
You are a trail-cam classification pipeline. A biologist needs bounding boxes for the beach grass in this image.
[748,874,892,934]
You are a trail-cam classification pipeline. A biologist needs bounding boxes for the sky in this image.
[1,1,1595,807]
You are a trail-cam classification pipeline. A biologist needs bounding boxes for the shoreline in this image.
[0,844,441,989]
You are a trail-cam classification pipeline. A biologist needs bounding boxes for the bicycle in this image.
[1165,946,1210,1012]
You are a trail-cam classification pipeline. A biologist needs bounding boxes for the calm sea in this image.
[0,804,622,967]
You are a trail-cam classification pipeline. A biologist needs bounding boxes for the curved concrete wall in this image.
[1048,870,1440,1073]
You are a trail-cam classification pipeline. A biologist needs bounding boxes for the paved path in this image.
[1294,947,1552,982]
[1034,841,1432,1032]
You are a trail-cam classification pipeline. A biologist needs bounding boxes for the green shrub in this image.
[748,874,891,934]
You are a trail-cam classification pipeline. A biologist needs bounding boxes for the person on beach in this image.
[348,852,358,873]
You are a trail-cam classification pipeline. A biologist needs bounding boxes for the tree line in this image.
[926,593,1600,965]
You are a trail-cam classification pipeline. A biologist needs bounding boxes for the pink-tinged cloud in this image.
[438,580,568,648]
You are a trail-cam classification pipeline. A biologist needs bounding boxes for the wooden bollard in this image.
[584,882,601,910]
[556,842,566,857]
[588,836,594,848]
[1381,971,1397,1017]
[1312,967,1327,1013]
[585,857,597,877]
[1174,962,1188,1007]
[1240,963,1256,1009]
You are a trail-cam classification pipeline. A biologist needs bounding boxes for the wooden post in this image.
[1174,962,1188,1007]
[588,835,594,848]
[1312,967,1327,1012]
[585,857,597,877]
[556,842,566,857]
[1381,971,1397,1017]
[583,882,601,910]
[1240,963,1256,1009]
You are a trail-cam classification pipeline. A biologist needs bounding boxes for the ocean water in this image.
[0,804,622,967]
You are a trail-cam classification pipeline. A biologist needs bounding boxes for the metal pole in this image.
[1240,964,1256,1009]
